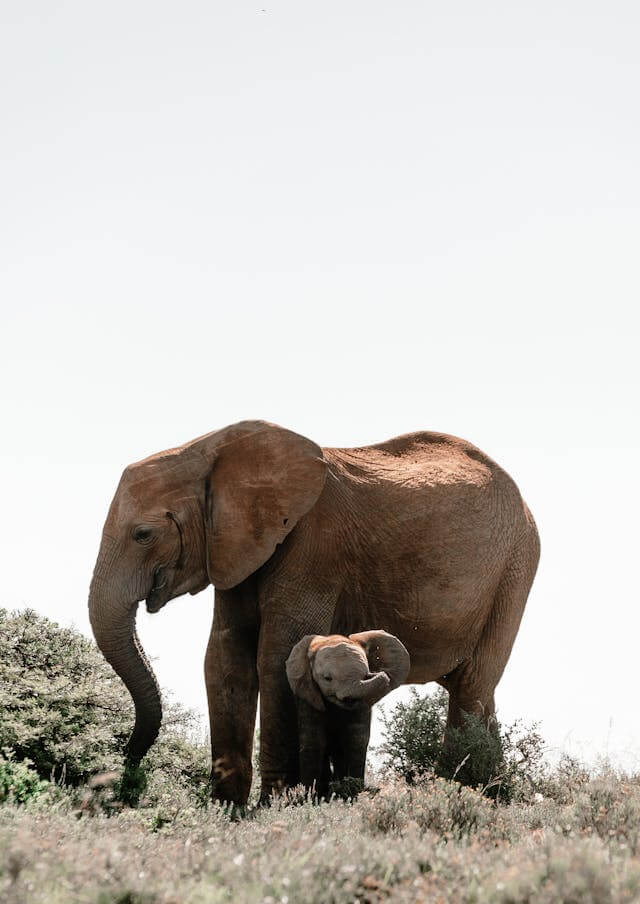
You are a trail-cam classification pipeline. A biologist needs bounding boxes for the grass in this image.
[4,611,639,902]
[3,766,640,903]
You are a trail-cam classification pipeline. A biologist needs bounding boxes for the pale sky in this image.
[2,2,639,766]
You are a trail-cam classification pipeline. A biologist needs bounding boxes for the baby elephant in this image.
[286,630,410,796]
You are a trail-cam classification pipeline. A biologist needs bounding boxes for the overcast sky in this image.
[2,1,639,765]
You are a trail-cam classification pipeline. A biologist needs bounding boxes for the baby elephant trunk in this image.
[342,671,391,707]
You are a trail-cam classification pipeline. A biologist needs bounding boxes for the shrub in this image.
[0,751,51,805]
[378,687,448,783]
[485,837,640,903]
[437,712,507,793]
[537,754,591,804]
[379,687,545,801]
[0,608,209,806]
[572,776,640,853]
[359,774,494,840]
[358,781,410,835]
[411,774,494,839]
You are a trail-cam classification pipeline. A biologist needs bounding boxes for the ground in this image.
[3,769,640,903]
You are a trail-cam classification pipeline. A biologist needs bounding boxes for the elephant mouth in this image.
[146,567,170,614]
[331,697,364,712]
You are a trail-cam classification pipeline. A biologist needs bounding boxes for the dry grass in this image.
[3,768,640,903]
[3,613,638,902]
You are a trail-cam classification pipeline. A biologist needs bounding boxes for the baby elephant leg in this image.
[328,705,372,784]
[296,700,329,797]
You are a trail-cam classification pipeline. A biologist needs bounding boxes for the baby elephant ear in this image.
[349,630,410,691]
[286,636,326,711]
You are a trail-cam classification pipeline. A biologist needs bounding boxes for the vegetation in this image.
[0,753,51,807]
[4,767,640,903]
[378,687,547,801]
[0,608,210,813]
[2,608,640,902]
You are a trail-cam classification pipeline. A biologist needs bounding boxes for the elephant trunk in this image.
[88,548,162,763]
[346,671,391,707]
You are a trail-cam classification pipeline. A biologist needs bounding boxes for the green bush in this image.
[0,608,209,807]
[0,751,50,805]
[379,687,545,801]
[438,711,506,793]
[379,687,448,783]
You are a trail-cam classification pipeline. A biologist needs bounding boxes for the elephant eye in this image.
[134,526,153,544]
[324,675,332,682]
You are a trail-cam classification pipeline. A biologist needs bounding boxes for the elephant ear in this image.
[206,424,327,590]
[286,635,325,711]
[349,630,410,691]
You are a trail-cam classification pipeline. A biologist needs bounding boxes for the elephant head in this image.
[286,630,410,711]
[88,420,327,763]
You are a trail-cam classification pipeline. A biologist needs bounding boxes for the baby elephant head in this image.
[286,630,410,711]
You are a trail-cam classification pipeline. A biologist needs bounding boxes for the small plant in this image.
[572,775,640,853]
[378,687,448,783]
[437,712,507,794]
[95,892,159,904]
[359,779,411,834]
[412,774,494,839]
[359,774,495,840]
[378,687,546,800]
[538,753,591,804]
[487,836,640,904]
[0,750,50,805]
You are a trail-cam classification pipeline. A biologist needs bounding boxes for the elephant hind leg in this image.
[445,523,540,731]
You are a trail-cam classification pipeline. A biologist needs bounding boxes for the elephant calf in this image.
[286,630,410,796]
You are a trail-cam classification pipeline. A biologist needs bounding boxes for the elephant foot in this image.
[329,776,365,800]
[210,755,252,807]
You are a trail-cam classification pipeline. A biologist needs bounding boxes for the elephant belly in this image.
[332,582,496,686]
[404,649,467,684]
[330,487,511,681]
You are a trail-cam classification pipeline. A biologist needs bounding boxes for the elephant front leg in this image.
[205,588,259,805]
[258,653,300,801]
[328,705,371,786]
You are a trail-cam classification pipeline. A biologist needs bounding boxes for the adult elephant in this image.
[88,420,539,804]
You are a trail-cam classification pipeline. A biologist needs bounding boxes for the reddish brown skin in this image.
[88,420,540,804]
